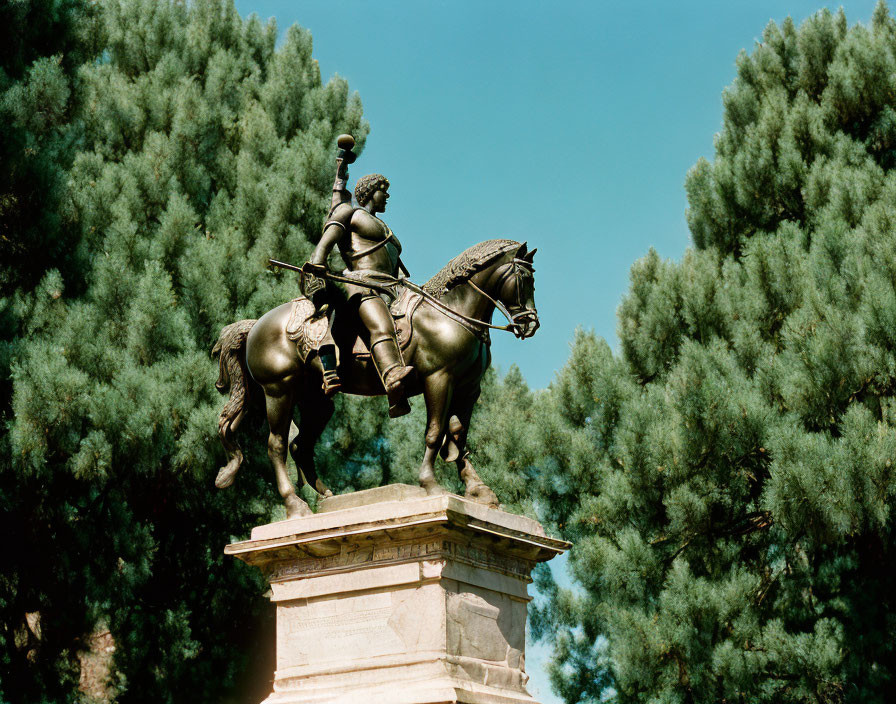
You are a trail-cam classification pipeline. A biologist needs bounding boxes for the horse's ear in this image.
[524,247,537,262]
[516,242,528,258]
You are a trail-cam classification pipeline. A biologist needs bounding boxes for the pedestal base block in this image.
[226,487,569,704]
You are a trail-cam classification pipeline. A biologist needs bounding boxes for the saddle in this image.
[285,288,423,363]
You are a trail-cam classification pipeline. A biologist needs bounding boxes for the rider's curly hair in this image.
[354,174,390,206]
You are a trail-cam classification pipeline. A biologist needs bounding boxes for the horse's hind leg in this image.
[419,372,453,495]
[216,405,246,489]
[264,385,312,518]
[446,386,499,508]
[440,385,480,463]
[289,390,334,498]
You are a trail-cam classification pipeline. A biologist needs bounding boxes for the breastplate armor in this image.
[339,209,402,275]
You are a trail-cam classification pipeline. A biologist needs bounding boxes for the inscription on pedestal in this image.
[278,592,406,669]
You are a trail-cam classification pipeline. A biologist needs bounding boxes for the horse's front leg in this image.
[446,387,500,509]
[264,384,312,518]
[419,371,453,495]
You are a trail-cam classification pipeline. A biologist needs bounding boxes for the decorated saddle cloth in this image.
[285,288,423,363]
[285,298,333,362]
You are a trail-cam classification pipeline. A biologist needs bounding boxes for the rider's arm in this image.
[310,225,343,268]
[329,175,351,213]
[311,204,351,269]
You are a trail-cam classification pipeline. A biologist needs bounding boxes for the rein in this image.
[467,278,516,330]
[398,258,536,337]
[269,257,532,339]
[398,276,519,336]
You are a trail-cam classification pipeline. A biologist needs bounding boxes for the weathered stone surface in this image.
[226,489,569,704]
[242,492,550,544]
[318,483,427,512]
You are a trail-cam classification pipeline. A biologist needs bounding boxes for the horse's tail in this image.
[212,319,258,489]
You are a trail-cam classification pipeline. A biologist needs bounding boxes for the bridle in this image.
[466,258,539,338]
[393,257,538,341]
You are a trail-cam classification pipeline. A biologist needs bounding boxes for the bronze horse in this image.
[212,239,539,518]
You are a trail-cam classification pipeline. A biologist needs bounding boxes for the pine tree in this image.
[1,1,103,698]
[0,0,102,295]
[1,1,367,700]
[536,4,896,702]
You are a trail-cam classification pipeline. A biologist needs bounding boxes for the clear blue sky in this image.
[233,2,878,700]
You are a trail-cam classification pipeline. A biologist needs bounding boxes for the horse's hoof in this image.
[421,480,448,497]
[215,461,239,489]
[466,483,500,509]
[285,494,313,518]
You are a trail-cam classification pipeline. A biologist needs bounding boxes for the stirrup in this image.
[321,369,342,397]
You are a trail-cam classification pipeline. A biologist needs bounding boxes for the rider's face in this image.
[370,188,389,213]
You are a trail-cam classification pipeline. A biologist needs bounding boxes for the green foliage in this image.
[536,4,896,702]
[1,1,367,700]
[0,0,102,295]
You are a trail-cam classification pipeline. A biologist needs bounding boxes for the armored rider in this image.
[304,153,414,418]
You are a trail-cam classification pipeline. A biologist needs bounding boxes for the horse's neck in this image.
[440,265,502,324]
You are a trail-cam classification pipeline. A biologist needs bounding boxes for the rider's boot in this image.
[370,336,414,418]
[316,345,341,397]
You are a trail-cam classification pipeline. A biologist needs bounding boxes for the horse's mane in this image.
[422,239,520,299]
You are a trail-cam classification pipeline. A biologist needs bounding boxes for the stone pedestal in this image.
[225,485,569,704]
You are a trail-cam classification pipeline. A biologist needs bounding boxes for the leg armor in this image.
[358,296,414,418]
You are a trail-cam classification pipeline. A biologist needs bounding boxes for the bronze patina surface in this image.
[213,135,539,518]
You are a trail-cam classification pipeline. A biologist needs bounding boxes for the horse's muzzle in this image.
[511,309,540,339]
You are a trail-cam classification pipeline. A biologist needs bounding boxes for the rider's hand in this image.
[302,261,328,276]
[301,271,326,305]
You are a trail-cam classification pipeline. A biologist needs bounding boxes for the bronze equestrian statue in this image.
[213,135,539,518]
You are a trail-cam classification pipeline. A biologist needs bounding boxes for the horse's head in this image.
[422,239,540,339]
[498,242,539,339]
